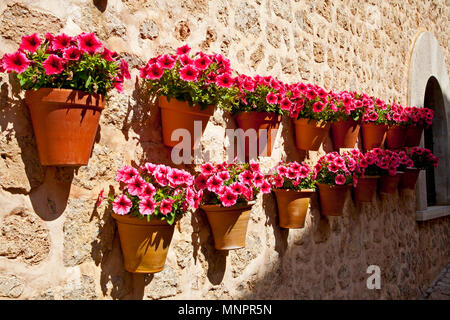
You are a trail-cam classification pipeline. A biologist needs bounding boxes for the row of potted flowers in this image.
[1,33,434,166]
[98,146,438,273]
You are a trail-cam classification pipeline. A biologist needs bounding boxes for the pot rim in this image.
[158,95,216,115]
[293,117,330,127]
[234,111,282,120]
[273,188,315,193]
[25,88,105,110]
[200,200,256,211]
[111,213,176,226]
[316,182,351,189]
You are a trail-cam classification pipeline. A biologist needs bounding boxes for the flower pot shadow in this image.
[263,193,289,256]
[0,79,75,221]
[191,210,228,285]
[280,117,307,162]
[90,186,151,299]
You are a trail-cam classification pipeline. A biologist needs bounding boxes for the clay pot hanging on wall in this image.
[293,118,330,151]
[200,202,254,250]
[404,125,424,147]
[112,213,175,273]
[353,176,379,202]
[316,183,349,216]
[379,172,404,194]
[158,96,215,149]
[234,111,281,158]
[399,168,421,190]
[25,88,104,166]
[330,119,360,150]
[385,125,408,149]
[361,123,387,151]
[273,189,314,228]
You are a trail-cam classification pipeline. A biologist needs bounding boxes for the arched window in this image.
[407,32,450,221]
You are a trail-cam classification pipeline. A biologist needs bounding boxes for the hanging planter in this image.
[404,125,424,147]
[293,118,330,151]
[25,88,104,166]
[385,125,408,149]
[273,189,314,228]
[234,111,281,158]
[317,183,350,216]
[158,96,215,149]
[353,176,379,202]
[379,172,403,194]
[201,201,254,250]
[104,163,202,273]
[1,32,130,166]
[330,118,360,150]
[112,213,175,273]
[399,168,420,190]
[361,123,387,151]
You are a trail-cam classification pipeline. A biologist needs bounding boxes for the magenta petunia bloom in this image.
[335,174,346,185]
[157,54,176,70]
[179,64,199,82]
[369,112,379,121]
[42,54,65,75]
[77,32,103,54]
[178,54,193,66]
[113,194,132,215]
[239,170,254,186]
[139,197,156,215]
[194,56,211,71]
[266,92,278,105]
[201,162,216,176]
[259,180,271,194]
[139,183,156,199]
[101,47,118,61]
[19,33,41,53]
[127,175,146,196]
[114,77,124,93]
[280,97,292,110]
[312,101,324,113]
[159,199,174,215]
[206,175,224,193]
[52,33,73,51]
[119,59,131,79]
[215,73,233,88]
[63,46,82,60]
[176,44,191,55]
[144,63,164,80]
[3,51,30,73]
[219,187,238,207]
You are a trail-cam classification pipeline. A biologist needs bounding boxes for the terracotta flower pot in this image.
[405,125,424,147]
[330,119,360,150]
[273,189,314,228]
[25,88,104,166]
[317,183,350,216]
[293,118,330,151]
[112,213,175,273]
[234,111,281,158]
[379,172,403,194]
[399,168,421,190]
[158,96,215,149]
[385,125,407,149]
[353,176,379,202]
[361,122,387,151]
[200,201,255,250]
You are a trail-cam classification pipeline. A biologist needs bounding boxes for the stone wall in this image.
[0,0,449,300]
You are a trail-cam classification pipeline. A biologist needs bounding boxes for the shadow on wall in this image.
[0,76,77,221]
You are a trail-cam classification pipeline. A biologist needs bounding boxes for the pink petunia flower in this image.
[139,197,156,215]
[63,46,82,60]
[19,33,41,53]
[239,170,254,186]
[52,33,73,51]
[77,32,103,54]
[266,92,278,105]
[201,162,216,176]
[42,54,65,75]
[335,174,346,185]
[195,174,208,190]
[259,180,271,194]
[3,51,30,73]
[119,59,131,80]
[157,54,176,70]
[144,63,164,80]
[159,199,175,215]
[194,55,211,71]
[113,194,132,215]
[96,189,105,208]
[178,54,194,66]
[101,47,118,61]
[207,175,224,193]
[312,101,324,113]
[217,170,230,181]
[139,183,156,199]
[280,98,292,110]
[176,44,191,55]
[219,187,238,207]
[127,175,146,196]
[179,64,199,82]
[215,73,233,88]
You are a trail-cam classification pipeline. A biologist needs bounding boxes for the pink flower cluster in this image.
[139,44,232,85]
[111,163,202,220]
[406,147,439,169]
[269,161,312,189]
[403,106,434,127]
[0,32,130,93]
[195,160,271,207]
[314,152,357,186]
[352,148,412,176]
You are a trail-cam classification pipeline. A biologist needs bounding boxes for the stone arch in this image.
[407,31,450,219]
